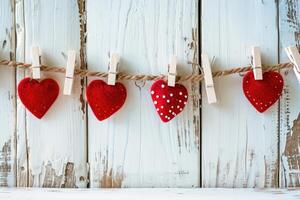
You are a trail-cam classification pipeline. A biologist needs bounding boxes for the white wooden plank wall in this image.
[279,0,300,188]
[86,0,200,188]
[0,0,300,189]
[15,0,87,187]
[0,0,16,187]
[201,0,279,188]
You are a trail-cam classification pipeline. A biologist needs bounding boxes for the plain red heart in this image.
[150,80,188,122]
[243,71,284,113]
[86,80,127,121]
[18,77,59,119]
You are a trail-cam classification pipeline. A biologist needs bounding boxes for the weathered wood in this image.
[2,0,300,190]
[15,0,87,187]
[0,0,16,187]
[1,188,300,200]
[86,0,200,187]
[201,0,279,187]
[279,0,300,188]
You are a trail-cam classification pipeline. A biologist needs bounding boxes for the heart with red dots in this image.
[150,80,188,122]
[243,71,284,113]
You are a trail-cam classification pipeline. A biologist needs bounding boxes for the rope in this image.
[0,59,293,82]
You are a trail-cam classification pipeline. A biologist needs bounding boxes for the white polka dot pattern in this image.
[150,80,188,122]
[243,71,284,113]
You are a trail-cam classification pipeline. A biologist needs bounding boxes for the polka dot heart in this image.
[150,80,188,122]
[243,71,284,113]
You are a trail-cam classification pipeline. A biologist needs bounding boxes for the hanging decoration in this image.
[86,80,127,121]
[1,45,300,122]
[86,53,127,121]
[242,71,284,113]
[150,80,188,122]
[17,46,59,119]
[18,78,59,119]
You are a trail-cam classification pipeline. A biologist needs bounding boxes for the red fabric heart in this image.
[243,71,284,113]
[18,77,59,119]
[86,80,127,121]
[150,80,188,122]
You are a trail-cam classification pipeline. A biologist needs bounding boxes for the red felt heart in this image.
[86,80,127,121]
[150,80,188,122]
[18,77,59,119]
[243,71,284,113]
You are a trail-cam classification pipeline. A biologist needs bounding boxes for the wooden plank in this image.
[86,0,200,187]
[15,0,87,187]
[1,188,300,200]
[279,0,300,188]
[0,0,16,187]
[201,0,279,187]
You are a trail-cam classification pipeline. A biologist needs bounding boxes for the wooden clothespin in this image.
[285,46,300,83]
[108,53,120,85]
[31,46,41,79]
[168,55,177,87]
[251,46,263,80]
[201,53,217,104]
[63,50,76,95]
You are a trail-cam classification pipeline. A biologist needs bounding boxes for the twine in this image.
[0,59,294,82]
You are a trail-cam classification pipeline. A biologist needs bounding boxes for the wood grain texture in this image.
[15,0,87,187]
[201,0,279,187]
[86,0,200,188]
[279,0,300,188]
[1,0,300,189]
[0,0,16,187]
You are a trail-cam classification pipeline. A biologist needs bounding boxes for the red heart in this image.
[86,80,127,121]
[18,77,59,119]
[243,71,284,113]
[150,80,188,122]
